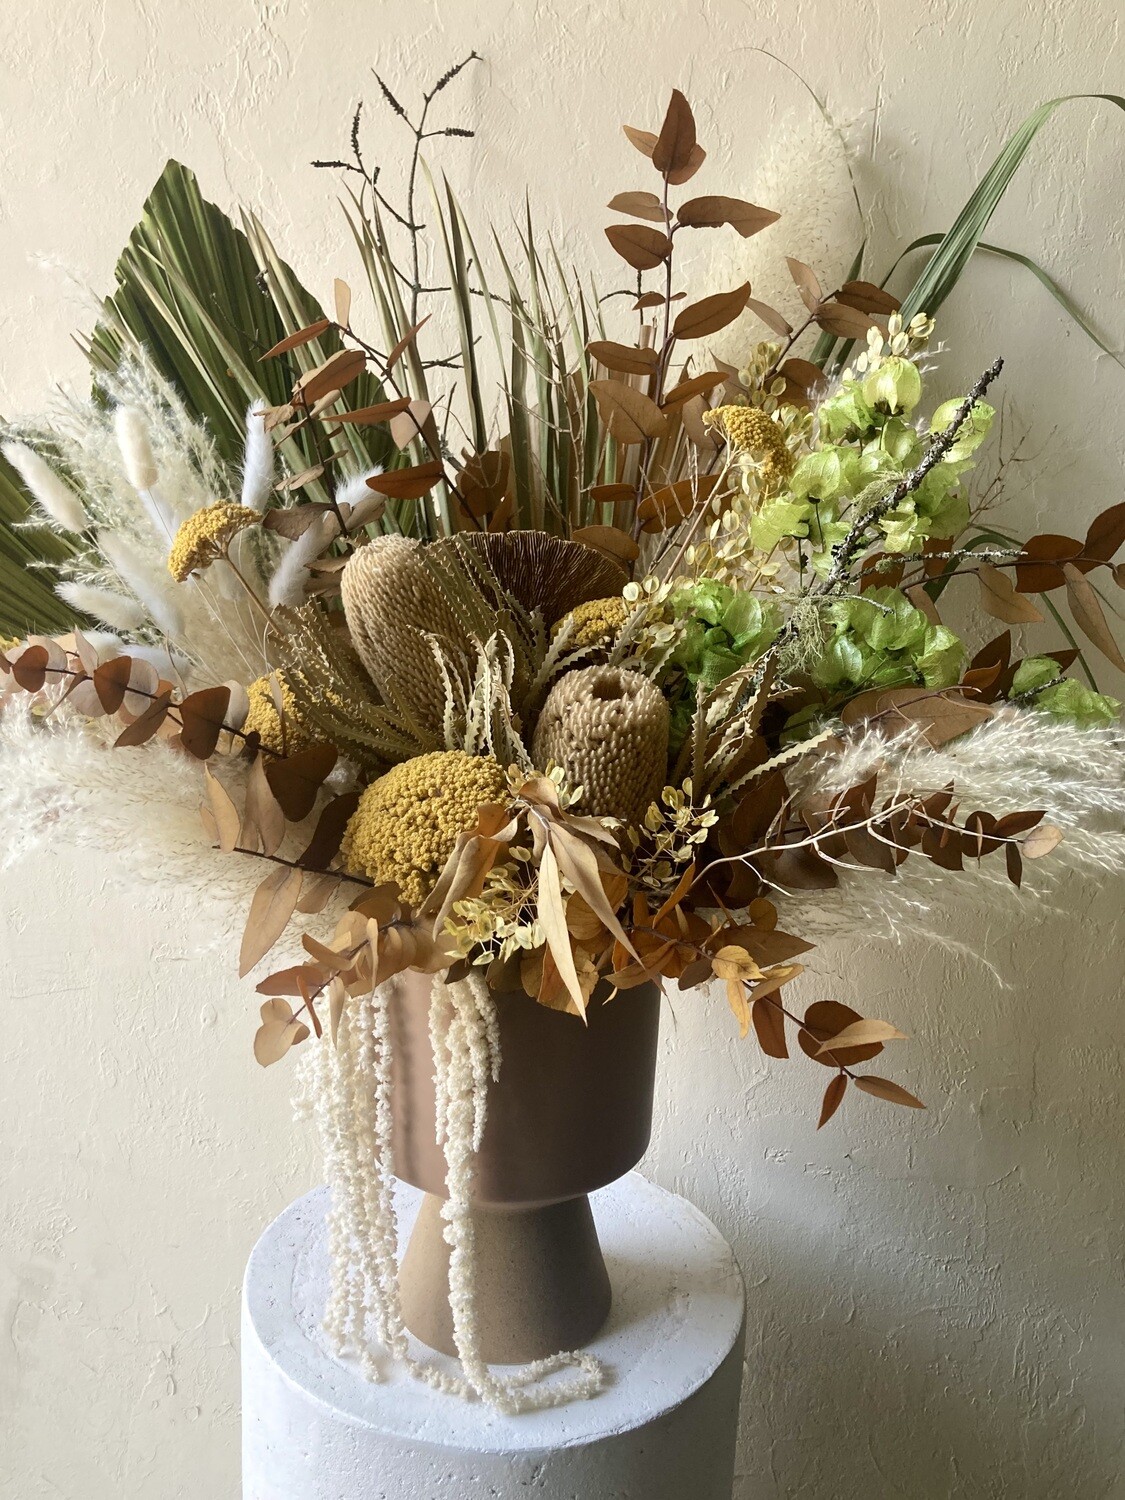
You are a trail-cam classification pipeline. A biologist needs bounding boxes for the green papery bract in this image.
[751,496,813,550]
[1012,655,1060,695]
[877,417,924,468]
[862,356,923,415]
[790,447,846,502]
[818,381,877,443]
[930,397,995,460]
[812,587,964,695]
[1035,678,1121,728]
[916,624,965,687]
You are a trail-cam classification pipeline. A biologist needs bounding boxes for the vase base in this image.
[398,1191,612,1364]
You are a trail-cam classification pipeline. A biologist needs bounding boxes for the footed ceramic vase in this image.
[389,973,661,1363]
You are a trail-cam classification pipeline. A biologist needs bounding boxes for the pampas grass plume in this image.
[56,581,146,632]
[2,441,88,531]
[100,531,184,639]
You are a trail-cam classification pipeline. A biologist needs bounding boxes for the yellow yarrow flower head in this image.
[552,595,629,651]
[242,672,320,755]
[168,502,261,582]
[704,404,795,490]
[342,750,508,907]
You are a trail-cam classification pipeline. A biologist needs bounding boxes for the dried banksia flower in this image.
[532,666,670,826]
[704,404,794,490]
[553,595,628,651]
[454,531,628,624]
[167,502,261,582]
[341,749,507,906]
[341,535,465,738]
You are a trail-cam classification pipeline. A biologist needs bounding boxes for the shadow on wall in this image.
[642,881,1123,1500]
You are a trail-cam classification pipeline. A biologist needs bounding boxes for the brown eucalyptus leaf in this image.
[113,690,172,747]
[761,845,838,891]
[994,809,1046,838]
[276,464,326,493]
[256,964,326,997]
[676,195,779,237]
[457,451,511,519]
[365,460,444,499]
[297,792,358,876]
[818,1073,848,1129]
[777,358,824,394]
[1023,823,1064,859]
[266,744,338,822]
[634,290,685,310]
[204,765,241,853]
[586,340,660,375]
[652,88,697,175]
[977,562,1045,624]
[260,319,332,360]
[745,297,793,337]
[92,655,133,713]
[571,524,640,564]
[660,370,726,409]
[334,397,413,425]
[389,398,435,451]
[296,874,339,915]
[177,685,231,760]
[589,379,668,444]
[294,349,366,404]
[840,686,992,747]
[604,223,672,271]
[815,302,878,339]
[253,997,309,1066]
[1085,501,1125,561]
[264,503,335,540]
[386,314,431,372]
[623,124,659,158]
[240,867,303,976]
[1013,533,1085,593]
[1063,561,1125,669]
[681,394,724,448]
[904,584,942,626]
[836,280,901,315]
[751,994,788,1058]
[799,1001,882,1067]
[588,483,636,505]
[853,1076,925,1109]
[1005,841,1023,887]
[537,841,586,1018]
[672,283,751,340]
[606,190,666,222]
[786,257,823,312]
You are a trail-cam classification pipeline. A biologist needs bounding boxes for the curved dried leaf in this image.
[93,655,133,713]
[854,1076,926,1109]
[1085,501,1125,562]
[786,257,823,312]
[604,223,672,271]
[333,279,351,328]
[386,314,431,373]
[672,284,751,340]
[240,867,303,977]
[818,1073,848,1129]
[661,370,726,408]
[977,562,1044,624]
[295,348,366,404]
[799,1001,882,1067]
[1023,822,1064,859]
[1013,533,1084,593]
[652,88,697,175]
[745,297,793,337]
[266,744,338,822]
[751,994,788,1058]
[815,302,877,339]
[571,524,640,565]
[260,319,332,360]
[837,280,902,315]
[637,474,721,531]
[815,1018,906,1056]
[253,997,309,1066]
[334,397,413,425]
[622,123,658,158]
[677,195,779,238]
[365,459,444,499]
[114,690,172,747]
[589,379,668,444]
[587,339,660,375]
[204,765,242,853]
[1063,561,1125,668]
[606,190,666,222]
[588,483,636,505]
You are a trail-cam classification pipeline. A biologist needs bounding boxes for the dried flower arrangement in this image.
[3,65,1124,1410]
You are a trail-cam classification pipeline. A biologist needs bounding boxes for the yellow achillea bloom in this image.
[704,405,795,490]
[168,502,260,582]
[243,672,319,755]
[342,750,508,907]
[553,595,628,650]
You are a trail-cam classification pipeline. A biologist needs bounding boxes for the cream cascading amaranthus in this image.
[532,665,670,827]
[340,531,629,742]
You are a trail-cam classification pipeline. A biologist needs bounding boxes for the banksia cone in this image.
[341,535,464,739]
[532,666,670,826]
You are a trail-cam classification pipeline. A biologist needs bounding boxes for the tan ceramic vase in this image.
[389,972,661,1364]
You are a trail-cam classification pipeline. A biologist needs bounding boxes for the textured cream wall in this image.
[2,2,1124,1497]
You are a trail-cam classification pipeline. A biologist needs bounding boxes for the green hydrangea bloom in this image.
[812,586,964,695]
[1011,656,1120,728]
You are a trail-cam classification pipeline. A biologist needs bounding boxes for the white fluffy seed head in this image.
[240,400,275,509]
[56,581,146,632]
[2,441,88,531]
[114,405,159,492]
[99,531,184,639]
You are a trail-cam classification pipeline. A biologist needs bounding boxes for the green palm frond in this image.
[0,451,83,637]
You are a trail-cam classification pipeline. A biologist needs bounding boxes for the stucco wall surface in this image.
[1,3,1123,1498]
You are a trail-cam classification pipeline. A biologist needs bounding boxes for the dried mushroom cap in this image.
[532,665,670,826]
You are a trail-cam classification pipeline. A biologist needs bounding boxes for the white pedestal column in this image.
[242,1173,745,1500]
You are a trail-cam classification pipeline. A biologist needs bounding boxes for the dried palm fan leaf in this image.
[532,665,670,826]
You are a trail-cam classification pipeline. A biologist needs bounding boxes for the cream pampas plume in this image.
[56,582,146,633]
[240,401,275,508]
[99,531,184,639]
[1,441,87,531]
[532,665,670,825]
[115,403,178,540]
